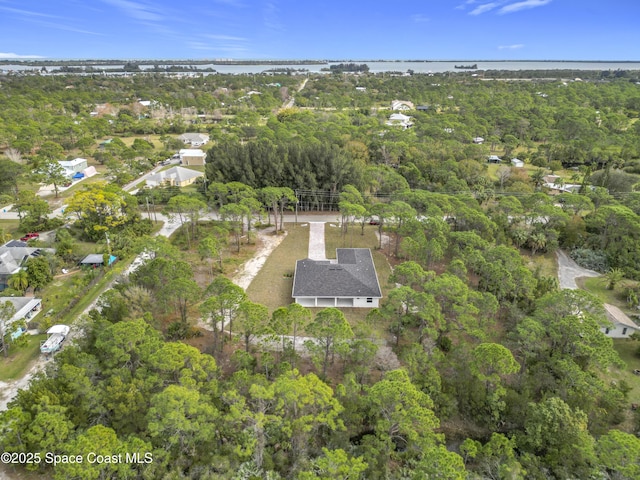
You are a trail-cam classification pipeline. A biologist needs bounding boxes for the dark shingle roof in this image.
[292,248,382,298]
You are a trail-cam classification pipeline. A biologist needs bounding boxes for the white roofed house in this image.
[179,148,207,166]
[511,158,524,168]
[386,113,414,129]
[178,133,210,147]
[58,158,88,177]
[145,166,204,188]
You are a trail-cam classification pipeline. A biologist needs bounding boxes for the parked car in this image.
[369,216,380,225]
[20,232,40,242]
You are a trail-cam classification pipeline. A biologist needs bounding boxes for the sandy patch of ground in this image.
[231,227,287,290]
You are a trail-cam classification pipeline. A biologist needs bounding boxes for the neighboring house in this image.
[58,158,88,178]
[178,133,210,147]
[292,248,382,308]
[473,136,485,144]
[145,166,204,188]
[0,242,55,291]
[542,175,582,194]
[511,158,524,168]
[79,254,117,268]
[391,100,414,111]
[602,304,640,338]
[488,155,502,163]
[0,297,42,329]
[179,149,207,166]
[416,105,429,112]
[355,86,366,92]
[386,113,414,129]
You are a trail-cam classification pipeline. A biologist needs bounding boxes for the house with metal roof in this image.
[602,303,640,338]
[0,297,42,328]
[292,248,382,308]
[178,133,210,147]
[0,242,54,291]
[145,166,204,188]
[179,149,207,166]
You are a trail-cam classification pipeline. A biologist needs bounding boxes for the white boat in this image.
[40,325,70,354]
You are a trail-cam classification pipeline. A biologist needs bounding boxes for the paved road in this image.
[556,249,600,289]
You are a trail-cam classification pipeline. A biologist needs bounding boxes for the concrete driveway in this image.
[556,249,600,289]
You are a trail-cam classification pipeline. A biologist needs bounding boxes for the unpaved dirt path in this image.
[231,227,287,290]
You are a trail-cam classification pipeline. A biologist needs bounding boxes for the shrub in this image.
[570,248,609,273]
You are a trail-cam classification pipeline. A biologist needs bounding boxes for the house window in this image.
[622,328,628,335]
[367,298,373,303]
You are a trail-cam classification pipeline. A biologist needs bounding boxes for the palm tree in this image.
[604,268,624,290]
[530,169,546,191]
[8,270,29,293]
[528,232,547,256]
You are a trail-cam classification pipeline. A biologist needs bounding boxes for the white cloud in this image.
[498,44,524,49]
[0,52,45,59]
[411,14,430,23]
[498,0,552,14]
[469,2,501,15]
[101,0,164,22]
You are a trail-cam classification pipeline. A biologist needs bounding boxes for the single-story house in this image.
[511,158,524,168]
[80,254,117,268]
[0,242,55,291]
[416,105,429,112]
[0,297,42,329]
[58,158,88,177]
[292,248,382,308]
[179,149,207,166]
[473,137,485,144]
[602,304,640,338]
[386,113,414,129]
[391,100,414,111]
[179,133,210,147]
[145,166,204,188]
[488,155,502,163]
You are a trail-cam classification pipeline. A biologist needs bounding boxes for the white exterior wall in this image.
[295,297,379,308]
[353,297,379,308]
[601,323,640,338]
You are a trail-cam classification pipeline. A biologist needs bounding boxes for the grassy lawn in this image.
[578,276,633,310]
[245,224,309,312]
[0,333,47,381]
[610,339,640,405]
[0,219,21,238]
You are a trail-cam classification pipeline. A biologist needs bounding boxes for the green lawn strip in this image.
[245,224,309,313]
[579,276,634,310]
[0,219,21,237]
[610,339,640,405]
[0,333,47,381]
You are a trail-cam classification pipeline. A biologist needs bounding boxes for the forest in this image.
[1,69,640,479]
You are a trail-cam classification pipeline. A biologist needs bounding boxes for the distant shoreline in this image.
[1,59,639,66]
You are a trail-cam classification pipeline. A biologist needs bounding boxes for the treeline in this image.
[205,138,364,193]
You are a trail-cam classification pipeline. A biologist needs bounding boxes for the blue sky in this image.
[0,0,638,60]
